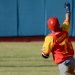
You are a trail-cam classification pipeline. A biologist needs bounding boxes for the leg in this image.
[58,58,75,75]
[70,57,75,75]
[66,65,74,75]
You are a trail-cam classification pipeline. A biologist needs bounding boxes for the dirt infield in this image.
[0,36,74,42]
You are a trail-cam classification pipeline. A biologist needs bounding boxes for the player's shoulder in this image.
[60,29,68,35]
[45,33,54,41]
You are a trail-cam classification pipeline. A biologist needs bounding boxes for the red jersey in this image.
[50,30,74,64]
[42,21,74,64]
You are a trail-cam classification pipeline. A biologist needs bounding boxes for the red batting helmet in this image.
[47,17,60,31]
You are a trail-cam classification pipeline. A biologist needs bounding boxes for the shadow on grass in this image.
[0,64,56,67]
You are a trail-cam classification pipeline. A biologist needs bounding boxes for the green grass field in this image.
[0,42,75,75]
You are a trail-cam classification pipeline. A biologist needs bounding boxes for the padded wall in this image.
[18,0,45,36]
[0,0,75,37]
[72,0,75,36]
[0,0,17,36]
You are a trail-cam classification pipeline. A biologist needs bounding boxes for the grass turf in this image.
[0,42,74,75]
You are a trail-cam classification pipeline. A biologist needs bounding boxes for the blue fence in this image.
[0,0,75,36]
[0,0,17,36]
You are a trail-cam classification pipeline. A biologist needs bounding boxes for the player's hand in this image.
[42,52,49,59]
[64,2,70,13]
[41,50,49,59]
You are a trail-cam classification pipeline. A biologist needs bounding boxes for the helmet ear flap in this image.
[47,17,60,31]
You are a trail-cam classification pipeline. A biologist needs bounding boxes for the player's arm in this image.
[41,36,53,59]
[61,3,70,32]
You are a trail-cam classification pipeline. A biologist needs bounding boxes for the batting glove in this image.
[65,3,70,13]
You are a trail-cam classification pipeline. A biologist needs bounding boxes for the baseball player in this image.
[41,3,75,75]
